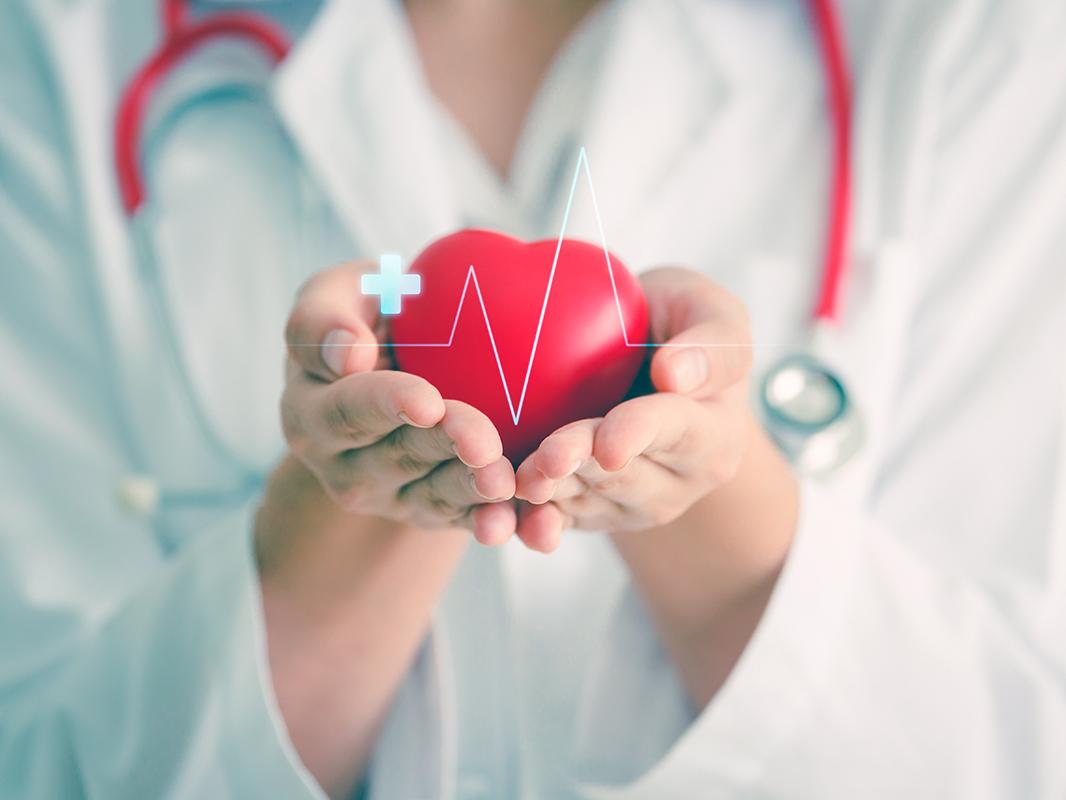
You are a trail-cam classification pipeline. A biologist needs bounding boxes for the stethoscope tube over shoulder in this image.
[115,0,290,215]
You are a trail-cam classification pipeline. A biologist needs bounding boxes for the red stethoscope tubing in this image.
[806,0,852,324]
[114,0,290,215]
[114,0,851,323]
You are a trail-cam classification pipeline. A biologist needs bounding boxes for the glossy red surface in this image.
[391,230,649,463]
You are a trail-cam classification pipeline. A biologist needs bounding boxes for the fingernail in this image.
[452,442,474,467]
[470,471,507,501]
[398,411,431,429]
[469,472,488,499]
[565,458,583,477]
[670,349,707,393]
[322,329,356,376]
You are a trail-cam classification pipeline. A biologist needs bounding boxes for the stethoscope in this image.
[759,0,864,476]
[113,0,857,515]
[114,0,292,516]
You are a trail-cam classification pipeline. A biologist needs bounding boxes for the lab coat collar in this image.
[565,0,728,237]
[272,0,461,259]
[273,0,736,259]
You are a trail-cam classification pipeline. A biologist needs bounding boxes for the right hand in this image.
[280,261,518,545]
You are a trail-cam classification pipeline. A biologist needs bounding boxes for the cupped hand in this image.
[281,262,518,545]
[513,267,754,552]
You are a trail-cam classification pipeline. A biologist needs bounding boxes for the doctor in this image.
[1,0,1065,799]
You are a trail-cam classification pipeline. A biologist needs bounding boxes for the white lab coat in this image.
[1,0,1065,798]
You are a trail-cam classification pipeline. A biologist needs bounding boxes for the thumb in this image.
[647,291,752,399]
[285,261,382,381]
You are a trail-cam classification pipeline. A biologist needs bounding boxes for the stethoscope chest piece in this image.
[760,353,863,476]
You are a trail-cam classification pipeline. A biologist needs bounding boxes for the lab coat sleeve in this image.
[572,5,1066,798]
[574,480,1066,799]
[0,9,321,798]
[0,504,324,800]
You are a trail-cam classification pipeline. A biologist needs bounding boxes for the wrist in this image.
[613,416,797,589]
[609,419,799,705]
[254,455,467,797]
[255,454,468,632]
[687,414,799,594]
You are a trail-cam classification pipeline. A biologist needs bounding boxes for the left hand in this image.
[513,266,755,551]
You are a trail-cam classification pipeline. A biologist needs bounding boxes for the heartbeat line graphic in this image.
[316,147,777,425]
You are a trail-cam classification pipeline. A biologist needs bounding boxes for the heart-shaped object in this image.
[390,229,649,463]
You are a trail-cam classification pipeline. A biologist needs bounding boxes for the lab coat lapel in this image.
[826,0,981,496]
[272,0,461,259]
[569,0,726,243]
[568,0,825,273]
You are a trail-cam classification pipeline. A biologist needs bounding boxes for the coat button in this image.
[116,475,160,516]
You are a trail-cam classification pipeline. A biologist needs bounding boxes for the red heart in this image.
[390,229,649,464]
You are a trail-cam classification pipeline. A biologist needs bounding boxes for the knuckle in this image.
[426,492,464,520]
[380,429,435,475]
[280,397,304,445]
[567,493,594,513]
[286,433,311,461]
[592,475,622,493]
[324,402,349,436]
[331,479,369,513]
[325,397,366,441]
[280,399,317,463]
[284,304,312,349]
[395,451,432,476]
[394,379,429,410]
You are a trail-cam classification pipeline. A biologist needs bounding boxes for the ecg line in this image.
[320,147,772,425]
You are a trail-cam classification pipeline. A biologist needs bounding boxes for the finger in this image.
[641,269,752,398]
[535,472,586,503]
[549,486,630,530]
[341,400,504,488]
[514,420,598,504]
[534,420,600,479]
[316,371,445,451]
[515,501,566,553]
[401,457,515,526]
[374,399,503,473]
[286,260,383,381]
[541,460,615,504]
[566,454,680,513]
[551,455,633,503]
[469,502,517,547]
[514,457,557,505]
[439,401,504,468]
[593,393,713,476]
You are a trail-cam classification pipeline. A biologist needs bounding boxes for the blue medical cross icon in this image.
[361,254,422,315]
